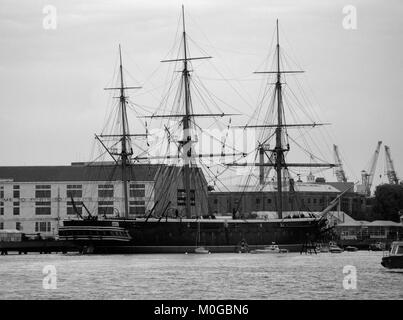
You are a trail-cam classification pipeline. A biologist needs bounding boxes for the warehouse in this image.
[0,162,208,237]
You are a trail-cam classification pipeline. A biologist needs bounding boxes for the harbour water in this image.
[0,251,402,300]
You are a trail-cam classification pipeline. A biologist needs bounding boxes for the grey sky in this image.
[0,0,402,188]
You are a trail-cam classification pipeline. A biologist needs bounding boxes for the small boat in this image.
[316,244,329,253]
[250,243,288,254]
[369,242,385,251]
[194,246,210,254]
[329,242,343,253]
[381,241,403,269]
[193,219,210,254]
[345,246,358,252]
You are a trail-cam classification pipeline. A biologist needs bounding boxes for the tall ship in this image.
[59,7,347,253]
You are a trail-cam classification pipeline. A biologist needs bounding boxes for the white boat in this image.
[193,219,210,254]
[194,246,210,254]
[316,244,329,253]
[329,242,343,253]
[250,243,288,254]
[381,241,403,269]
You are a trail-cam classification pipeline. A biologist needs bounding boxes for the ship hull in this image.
[60,217,326,254]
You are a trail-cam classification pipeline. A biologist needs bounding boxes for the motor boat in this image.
[194,246,210,254]
[250,243,288,254]
[345,246,358,252]
[381,241,403,269]
[316,244,329,253]
[329,242,343,253]
[369,242,385,251]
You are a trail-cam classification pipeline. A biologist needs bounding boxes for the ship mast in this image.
[274,20,286,218]
[227,20,335,219]
[143,6,238,218]
[118,45,131,219]
[101,45,143,219]
[157,6,212,218]
[181,5,192,218]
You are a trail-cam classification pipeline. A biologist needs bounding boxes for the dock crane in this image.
[384,145,399,184]
[333,144,347,182]
[360,141,382,196]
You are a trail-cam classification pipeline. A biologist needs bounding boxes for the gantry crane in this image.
[333,144,347,182]
[361,141,382,196]
[384,145,399,184]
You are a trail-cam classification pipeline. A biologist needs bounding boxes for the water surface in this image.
[0,251,401,299]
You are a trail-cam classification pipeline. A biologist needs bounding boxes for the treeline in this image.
[370,184,403,222]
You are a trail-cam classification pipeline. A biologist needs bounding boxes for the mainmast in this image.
[144,6,237,218]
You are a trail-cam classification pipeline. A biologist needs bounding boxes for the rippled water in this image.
[0,251,402,299]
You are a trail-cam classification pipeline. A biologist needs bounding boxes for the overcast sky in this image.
[0,0,402,188]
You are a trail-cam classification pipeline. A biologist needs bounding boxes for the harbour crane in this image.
[333,144,347,182]
[384,145,399,184]
[360,141,382,196]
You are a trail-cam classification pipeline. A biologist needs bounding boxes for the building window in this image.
[67,201,83,215]
[98,185,114,198]
[16,222,21,231]
[213,198,218,204]
[98,201,114,215]
[13,201,20,215]
[255,198,260,210]
[313,198,317,204]
[267,198,272,204]
[66,185,82,198]
[0,222,3,229]
[0,201,3,215]
[130,184,145,198]
[307,198,311,204]
[0,186,4,198]
[35,222,51,233]
[35,201,51,215]
[35,185,51,198]
[129,200,145,215]
[13,185,20,198]
[177,189,195,206]
[234,199,240,211]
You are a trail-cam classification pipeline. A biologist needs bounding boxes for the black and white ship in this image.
[59,7,347,254]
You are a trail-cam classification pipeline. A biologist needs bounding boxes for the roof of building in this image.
[368,220,402,227]
[210,182,341,194]
[325,182,355,193]
[335,214,403,227]
[0,163,162,182]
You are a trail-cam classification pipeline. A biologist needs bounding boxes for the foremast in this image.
[229,20,335,219]
[274,20,287,219]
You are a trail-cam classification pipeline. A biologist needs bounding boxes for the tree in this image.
[372,184,403,222]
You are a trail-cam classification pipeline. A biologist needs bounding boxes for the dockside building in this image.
[0,162,208,237]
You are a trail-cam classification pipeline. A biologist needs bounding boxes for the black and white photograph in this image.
[0,0,402,306]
